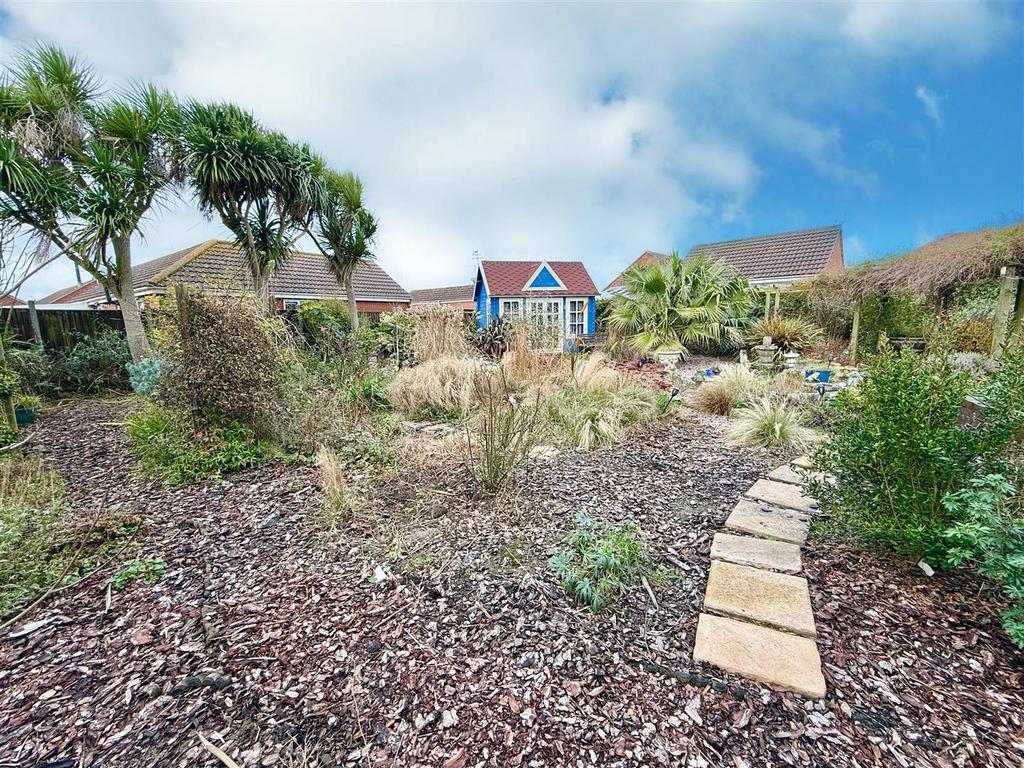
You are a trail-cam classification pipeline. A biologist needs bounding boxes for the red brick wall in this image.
[355,301,409,313]
[825,236,845,271]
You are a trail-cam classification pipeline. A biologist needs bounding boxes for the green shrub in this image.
[728,395,815,449]
[347,369,392,412]
[810,345,1024,558]
[549,515,656,612]
[0,455,139,618]
[296,299,352,348]
[125,403,275,487]
[7,345,60,397]
[359,310,414,363]
[127,357,164,397]
[941,474,1024,648]
[63,328,131,392]
[464,369,541,493]
[0,365,21,397]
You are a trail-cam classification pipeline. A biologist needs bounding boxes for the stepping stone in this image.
[745,478,817,515]
[704,560,817,637]
[791,455,814,469]
[768,464,809,486]
[725,499,809,545]
[710,532,802,574]
[693,613,826,699]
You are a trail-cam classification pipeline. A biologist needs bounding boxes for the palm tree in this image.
[0,45,180,362]
[179,101,323,304]
[608,251,753,355]
[308,171,377,331]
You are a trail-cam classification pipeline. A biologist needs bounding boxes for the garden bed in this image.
[0,399,1021,767]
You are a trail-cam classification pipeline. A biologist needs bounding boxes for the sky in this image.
[1,1,1022,300]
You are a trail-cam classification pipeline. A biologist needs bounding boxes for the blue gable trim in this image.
[528,265,560,289]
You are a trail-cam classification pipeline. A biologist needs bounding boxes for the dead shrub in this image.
[410,303,469,362]
[501,323,568,384]
[161,291,281,432]
[687,379,735,415]
[314,446,354,528]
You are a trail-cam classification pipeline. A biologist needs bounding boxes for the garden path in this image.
[693,460,826,697]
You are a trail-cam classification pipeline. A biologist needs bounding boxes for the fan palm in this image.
[0,45,180,361]
[308,171,377,331]
[179,101,323,304]
[608,251,753,355]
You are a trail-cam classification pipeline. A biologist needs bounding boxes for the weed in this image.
[314,446,355,528]
[109,557,167,590]
[549,514,655,612]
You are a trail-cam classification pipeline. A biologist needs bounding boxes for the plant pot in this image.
[15,406,38,426]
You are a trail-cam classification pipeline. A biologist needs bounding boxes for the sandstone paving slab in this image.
[725,499,809,545]
[704,560,816,637]
[791,455,814,469]
[693,613,826,699]
[710,532,802,574]
[745,478,817,515]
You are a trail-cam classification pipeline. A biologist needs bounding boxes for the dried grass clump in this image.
[410,303,469,362]
[314,446,353,528]
[687,365,771,415]
[546,354,660,450]
[772,369,807,398]
[502,323,568,384]
[388,357,483,420]
[728,396,815,449]
[746,317,823,353]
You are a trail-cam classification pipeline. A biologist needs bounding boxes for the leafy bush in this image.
[62,328,131,392]
[549,514,655,612]
[125,403,275,487]
[161,293,280,432]
[546,355,659,450]
[410,303,469,362]
[0,454,139,618]
[388,357,482,420]
[0,365,21,397]
[941,474,1024,648]
[296,299,352,348]
[7,345,60,397]
[347,369,392,412]
[728,395,815,450]
[358,310,414,363]
[127,357,164,397]
[464,368,541,493]
[746,316,824,353]
[810,345,1024,558]
[950,318,993,353]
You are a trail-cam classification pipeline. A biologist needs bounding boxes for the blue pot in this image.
[15,406,37,426]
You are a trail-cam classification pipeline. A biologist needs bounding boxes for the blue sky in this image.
[1,2,1022,298]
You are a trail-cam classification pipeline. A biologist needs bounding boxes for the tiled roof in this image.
[479,261,599,297]
[686,225,842,282]
[41,241,410,304]
[0,293,23,306]
[410,284,475,303]
[604,251,670,292]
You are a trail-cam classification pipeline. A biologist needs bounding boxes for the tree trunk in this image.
[255,267,274,312]
[111,236,152,363]
[0,338,17,438]
[345,271,359,332]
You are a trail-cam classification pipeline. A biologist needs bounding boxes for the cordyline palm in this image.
[308,171,377,331]
[608,251,753,355]
[179,101,324,305]
[0,45,180,362]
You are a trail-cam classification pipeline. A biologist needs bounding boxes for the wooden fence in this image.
[2,303,126,353]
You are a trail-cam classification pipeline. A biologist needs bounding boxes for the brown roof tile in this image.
[410,284,475,303]
[686,225,842,282]
[42,241,410,304]
[479,261,598,297]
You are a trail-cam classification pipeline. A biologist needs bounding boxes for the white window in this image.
[568,299,586,336]
[283,299,302,311]
[501,299,521,317]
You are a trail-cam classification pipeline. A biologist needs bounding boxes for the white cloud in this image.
[0,1,1012,299]
[915,85,943,126]
[844,234,869,264]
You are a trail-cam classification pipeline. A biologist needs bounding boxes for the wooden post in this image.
[850,305,861,365]
[773,288,782,318]
[763,289,771,315]
[26,300,44,348]
[991,265,1022,358]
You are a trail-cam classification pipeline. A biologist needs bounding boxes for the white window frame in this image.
[568,298,586,337]
[283,298,302,311]
[500,298,523,318]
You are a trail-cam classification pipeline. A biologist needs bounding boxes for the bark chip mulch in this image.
[0,399,1021,767]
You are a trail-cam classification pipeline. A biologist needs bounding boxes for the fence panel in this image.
[2,306,126,353]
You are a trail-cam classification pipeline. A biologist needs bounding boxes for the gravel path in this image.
[0,398,1021,767]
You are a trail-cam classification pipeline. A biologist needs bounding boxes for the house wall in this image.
[825,236,845,271]
[272,297,408,313]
